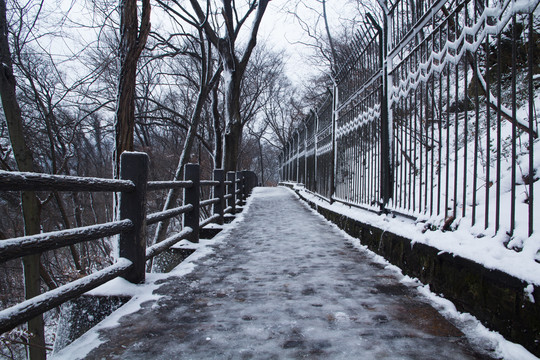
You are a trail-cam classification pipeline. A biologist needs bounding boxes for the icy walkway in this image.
[68,187,493,359]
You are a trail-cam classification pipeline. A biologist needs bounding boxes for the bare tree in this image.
[287,0,370,85]
[0,1,45,358]
[145,0,223,248]
[189,0,270,171]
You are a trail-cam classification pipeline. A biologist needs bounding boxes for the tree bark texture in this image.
[212,85,223,169]
[0,1,45,358]
[114,0,150,177]
[222,68,243,171]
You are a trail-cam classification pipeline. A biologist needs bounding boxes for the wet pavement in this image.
[77,187,494,359]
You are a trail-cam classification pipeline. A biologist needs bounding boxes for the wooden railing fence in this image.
[0,151,257,335]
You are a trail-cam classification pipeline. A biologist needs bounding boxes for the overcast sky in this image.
[40,0,360,90]
[256,0,360,86]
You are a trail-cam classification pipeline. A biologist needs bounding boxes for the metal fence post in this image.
[296,130,300,182]
[330,86,337,203]
[118,152,149,284]
[227,171,236,214]
[213,169,224,225]
[304,122,308,185]
[367,12,392,210]
[184,163,200,243]
[278,152,282,182]
[314,110,319,193]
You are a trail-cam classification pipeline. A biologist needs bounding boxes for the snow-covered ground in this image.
[53,187,537,359]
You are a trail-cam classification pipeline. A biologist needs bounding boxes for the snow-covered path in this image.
[74,187,492,359]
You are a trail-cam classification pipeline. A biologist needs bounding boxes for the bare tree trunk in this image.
[212,85,223,169]
[53,191,85,275]
[39,262,57,290]
[222,70,243,171]
[147,28,222,254]
[0,1,45,358]
[223,123,243,171]
[189,0,269,172]
[114,0,150,177]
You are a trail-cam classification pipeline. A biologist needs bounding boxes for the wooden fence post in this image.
[242,170,249,197]
[213,169,224,225]
[242,170,254,196]
[237,171,245,205]
[227,171,236,215]
[118,152,149,284]
[183,163,200,243]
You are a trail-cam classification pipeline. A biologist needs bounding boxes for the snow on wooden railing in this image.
[0,152,257,335]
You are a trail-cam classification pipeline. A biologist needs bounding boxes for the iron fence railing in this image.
[281,0,539,238]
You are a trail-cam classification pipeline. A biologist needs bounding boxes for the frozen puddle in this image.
[65,187,495,359]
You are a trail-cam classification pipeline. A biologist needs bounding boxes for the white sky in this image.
[31,0,360,92]
[257,0,360,86]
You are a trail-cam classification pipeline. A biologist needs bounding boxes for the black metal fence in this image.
[281,0,538,237]
[0,152,256,334]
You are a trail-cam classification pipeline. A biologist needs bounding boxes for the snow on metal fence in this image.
[0,152,257,334]
[280,0,539,237]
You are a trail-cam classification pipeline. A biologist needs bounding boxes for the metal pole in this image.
[367,11,392,210]
[331,86,337,203]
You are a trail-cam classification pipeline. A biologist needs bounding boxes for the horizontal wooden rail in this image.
[146,180,192,191]
[0,258,132,334]
[145,227,193,260]
[200,214,220,228]
[0,170,135,192]
[200,197,220,207]
[146,205,193,225]
[0,220,133,263]
[200,180,219,186]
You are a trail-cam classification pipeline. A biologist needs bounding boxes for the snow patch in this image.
[416,285,539,360]
[524,284,535,304]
